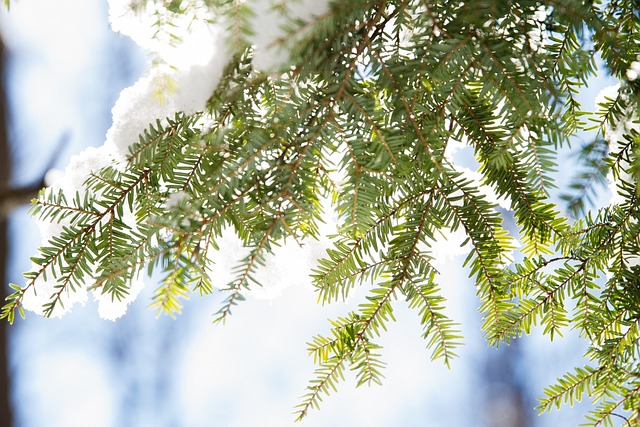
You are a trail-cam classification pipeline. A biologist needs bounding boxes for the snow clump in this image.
[248,0,331,71]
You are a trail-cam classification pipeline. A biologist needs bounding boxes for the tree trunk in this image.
[0,37,15,427]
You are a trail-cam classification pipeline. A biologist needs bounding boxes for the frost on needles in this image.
[4,1,640,425]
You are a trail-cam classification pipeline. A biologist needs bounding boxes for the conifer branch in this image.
[7,1,640,424]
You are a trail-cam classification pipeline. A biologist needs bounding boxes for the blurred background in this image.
[0,1,614,426]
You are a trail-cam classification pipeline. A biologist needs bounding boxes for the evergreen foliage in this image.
[4,0,640,424]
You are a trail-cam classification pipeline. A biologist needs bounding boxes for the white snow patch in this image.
[21,264,89,318]
[104,22,230,158]
[595,84,621,114]
[108,0,219,69]
[164,191,190,209]
[429,228,470,268]
[533,6,548,23]
[95,278,146,321]
[46,145,120,196]
[249,0,331,71]
[205,198,337,301]
[627,61,640,81]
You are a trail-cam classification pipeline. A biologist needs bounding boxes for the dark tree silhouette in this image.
[0,34,51,427]
[0,37,15,427]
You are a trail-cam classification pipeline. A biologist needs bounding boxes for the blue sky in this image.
[0,1,609,426]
